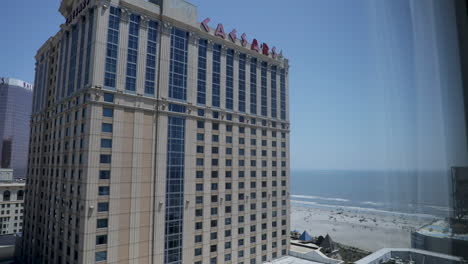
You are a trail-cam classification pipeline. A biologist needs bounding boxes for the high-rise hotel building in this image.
[21,0,290,263]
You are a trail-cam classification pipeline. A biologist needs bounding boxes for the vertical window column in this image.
[67,25,79,96]
[226,49,234,110]
[280,69,286,120]
[145,20,158,96]
[104,7,121,89]
[212,44,221,108]
[250,58,258,115]
[125,14,140,92]
[76,16,87,91]
[164,116,186,264]
[271,65,277,119]
[84,8,95,86]
[238,53,246,113]
[197,39,207,105]
[169,27,188,101]
[261,62,268,117]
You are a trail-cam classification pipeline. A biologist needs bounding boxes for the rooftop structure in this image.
[355,248,464,264]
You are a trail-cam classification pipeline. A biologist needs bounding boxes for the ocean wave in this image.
[361,201,384,206]
[291,200,438,219]
[291,194,350,203]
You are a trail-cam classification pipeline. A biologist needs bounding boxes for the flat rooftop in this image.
[265,256,324,264]
[416,219,468,241]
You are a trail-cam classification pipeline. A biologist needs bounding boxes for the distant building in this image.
[0,181,25,235]
[0,77,33,179]
[0,170,13,182]
[355,248,464,264]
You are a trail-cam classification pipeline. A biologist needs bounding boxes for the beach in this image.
[291,203,439,252]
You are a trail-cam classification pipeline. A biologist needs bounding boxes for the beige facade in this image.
[0,182,25,235]
[21,0,290,263]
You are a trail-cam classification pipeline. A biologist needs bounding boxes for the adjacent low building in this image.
[355,248,464,264]
[0,181,25,235]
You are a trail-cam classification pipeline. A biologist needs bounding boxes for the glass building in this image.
[0,77,33,179]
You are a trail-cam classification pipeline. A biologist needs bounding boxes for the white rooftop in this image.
[264,256,324,264]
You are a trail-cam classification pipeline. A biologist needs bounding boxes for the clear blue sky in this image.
[1,0,467,171]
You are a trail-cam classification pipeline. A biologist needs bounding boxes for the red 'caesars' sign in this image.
[201,18,279,59]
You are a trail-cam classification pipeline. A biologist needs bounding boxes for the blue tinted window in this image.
[261,62,268,116]
[76,16,86,91]
[125,14,140,92]
[145,20,158,95]
[102,123,112,133]
[164,116,185,263]
[97,202,109,212]
[169,28,188,101]
[104,7,121,89]
[95,251,107,261]
[103,93,114,102]
[197,39,207,104]
[238,54,246,112]
[68,25,79,96]
[271,65,277,118]
[99,170,111,179]
[226,49,234,110]
[168,103,186,113]
[280,68,286,120]
[100,154,111,164]
[212,44,221,107]
[250,58,257,114]
[85,8,95,86]
[103,108,113,117]
[101,139,112,148]
[98,186,110,196]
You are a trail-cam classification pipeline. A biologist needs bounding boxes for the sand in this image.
[291,203,439,252]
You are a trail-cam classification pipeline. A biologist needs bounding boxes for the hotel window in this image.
[103,108,113,117]
[261,62,267,116]
[104,93,114,102]
[100,155,111,164]
[239,53,246,112]
[145,20,158,95]
[99,170,111,179]
[197,39,207,104]
[96,235,107,245]
[84,8,95,86]
[76,16,86,90]
[102,123,112,133]
[98,186,110,196]
[280,68,286,120]
[164,116,186,264]
[226,49,234,110]
[125,14,140,92]
[169,27,188,101]
[104,6,121,89]
[97,202,109,212]
[95,251,107,262]
[68,25,79,96]
[250,58,258,114]
[101,139,112,148]
[212,44,221,107]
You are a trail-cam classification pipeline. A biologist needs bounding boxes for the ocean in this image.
[291,170,453,217]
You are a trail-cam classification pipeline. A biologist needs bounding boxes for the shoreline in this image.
[291,204,439,252]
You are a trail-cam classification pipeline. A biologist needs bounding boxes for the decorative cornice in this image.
[140,15,149,30]
[188,32,199,46]
[120,8,130,23]
[161,22,172,36]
